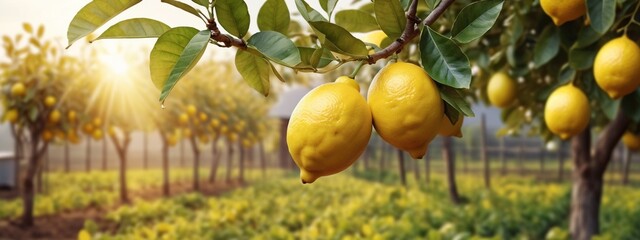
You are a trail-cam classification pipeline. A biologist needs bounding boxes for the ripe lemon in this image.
[44,96,56,107]
[92,129,103,140]
[593,36,640,99]
[540,0,586,26]
[544,84,590,140]
[83,123,94,134]
[10,83,26,97]
[368,62,442,159]
[487,72,517,108]
[167,134,178,146]
[93,117,102,126]
[186,105,197,116]
[287,76,372,184]
[439,115,464,138]
[199,112,208,121]
[210,119,220,128]
[68,130,80,144]
[42,130,53,142]
[362,30,388,48]
[178,113,189,125]
[48,110,61,124]
[68,110,77,124]
[4,109,18,123]
[622,132,640,151]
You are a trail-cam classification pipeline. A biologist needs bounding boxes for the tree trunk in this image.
[259,142,266,178]
[37,150,45,194]
[569,112,629,240]
[424,149,430,184]
[279,119,290,169]
[226,142,233,183]
[397,149,406,186]
[558,141,565,181]
[21,134,47,226]
[102,135,107,171]
[540,143,546,177]
[480,114,489,189]
[143,132,148,170]
[500,137,506,175]
[413,156,420,182]
[189,136,200,191]
[518,137,524,175]
[86,138,91,172]
[64,141,70,173]
[209,138,220,183]
[118,149,128,203]
[379,138,385,180]
[11,125,22,192]
[180,139,185,168]
[443,137,461,204]
[162,140,170,197]
[622,148,631,185]
[239,143,245,183]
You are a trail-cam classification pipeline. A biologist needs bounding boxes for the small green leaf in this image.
[215,0,250,38]
[67,0,142,48]
[569,45,597,70]
[425,0,441,10]
[258,0,290,35]
[374,0,406,40]
[450,0,504,44]
[309,21,369,58]
[586,0,615,33]
[443,102,460,125]
[319,0,339,18]
[247,31,301,67]
[93,18,170,41]
[295,0,328,22]
[574,25,603,48]
[310,47,335,68]
[150,27,208,102]
[440,85,475,118]
[268,62,286,82]
[533,25,560,68]
[622,89,640,123]
[161,0,201,19]
[335,10,379,33]
[420,27,472,89]
[235,50,271,96]
[191,0,209,8]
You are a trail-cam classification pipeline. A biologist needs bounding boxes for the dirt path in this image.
[0,180,246,240]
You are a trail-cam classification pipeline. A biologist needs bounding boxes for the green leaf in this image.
[569,45,597,70]
[215,0,250,38]
[420,27,472,89]
[93,18,170,41]
[425,0,441,10]
[319,0,339,18]
[443,102,460,125]
[149,27,208,102]
[235,50,271,96]
[440,85,475,118]
[268,62,286,82]
[335,10,379,33]
[191,0,209,8]
[66,0,142,48]
[586,0,615,33]
[247,31,301,67]
[622,89,640,123]
[258,0,290,35]
[574,25,603,48]
[309,21,369,57]
[161,0,201,19]
[450,0,504,44]
[295,0,328,22]
[533,25,560,68]
[374,0,406,40]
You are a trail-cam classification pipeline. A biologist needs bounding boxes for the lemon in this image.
[228,132,238,142]
[167,134,178,146]
[210,119,220,128]
[4,109,18,123]
[92,117,102,127]
[68,110,77,124]
[186,105,197,116]
[10,82,26,97]
[439,115,464,138]
[368,62,442,159]
[540,0,586,26]
[83,123,94,134]
[199,112,208,121]
[544,84,590,140]
[68,130,80,144]
[622,132,640,151]
[288,76,372,183]
[42,130,53,142]
[48,110,61,124]
[593,36,640,99]
[44,96,56,107]
[199,134,210,144]
[178,113,189,125]
[92,129,103,140]
[487,72,517,108]
[108,126,116,137]
[362,30,388,48]
[183,128,193,138]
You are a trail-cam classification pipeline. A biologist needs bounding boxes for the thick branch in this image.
[594,111,631,176]
[207,19,247,49]
[572,125,592,179]
[368,0,456,63]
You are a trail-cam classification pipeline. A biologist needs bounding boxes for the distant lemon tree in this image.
[66,0,640,238]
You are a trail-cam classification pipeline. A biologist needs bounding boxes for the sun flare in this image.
[99,53,129,76]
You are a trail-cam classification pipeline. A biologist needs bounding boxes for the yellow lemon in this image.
[210,119,220,128]
[199,112,208,122]
[42,130,53,142]
[487,72,517,108]
[242,139,252,148]
[92,117,102,127]
[167,134,178,146]
[68,110,77,124]
[362,30,388,48]
[48,110,61,124]
[368,62,442,159]
[593,36,640,99]
[10,82,26,97]
[68,130,80,144]
[107,126,116,137]
[622,132,640,151]
[186,105,197,116]
[228,132,238,142]
[83,123,94,134]
[5,109,19,123]
[178,113,189,125]
[44,96,56,107]
[288,76,372,183]
[439,115,464,138]
[199,134,210,144]
[92,129,103,140]
[540,0,586,26]
[183,128,192,138]
[544,84,590,140]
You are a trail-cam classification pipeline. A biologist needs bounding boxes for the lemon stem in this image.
[349,61,366,79]
[623,0,640,36]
